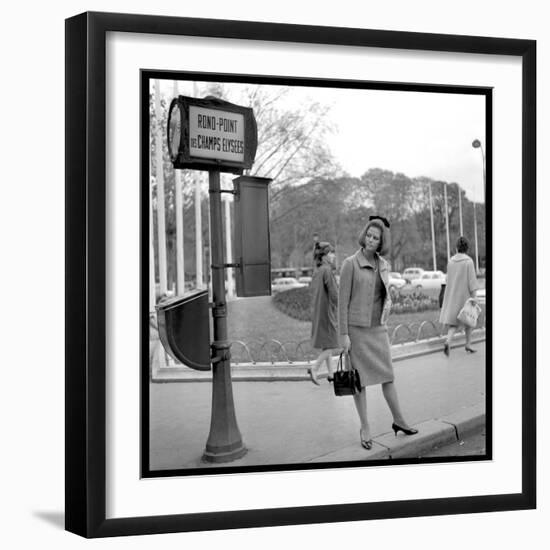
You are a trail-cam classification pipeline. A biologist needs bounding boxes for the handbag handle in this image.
[467,297,482,313]
[344,350,353,372]
[336,352,345,372]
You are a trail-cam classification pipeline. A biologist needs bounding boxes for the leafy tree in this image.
[360,168,423,270]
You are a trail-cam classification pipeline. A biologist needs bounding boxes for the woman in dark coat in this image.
[308,242,340,385]
[339,217,417,450]
[440,236,479,356]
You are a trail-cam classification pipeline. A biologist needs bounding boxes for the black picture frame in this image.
[65,11,536,538]
[141,69,493,478]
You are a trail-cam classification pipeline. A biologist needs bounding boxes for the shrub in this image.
[272,287,313,322]
[272,285,439,321]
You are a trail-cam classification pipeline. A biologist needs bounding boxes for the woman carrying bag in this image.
[308,242,339,385]
[339,216,417,451]
[439,236,480,356]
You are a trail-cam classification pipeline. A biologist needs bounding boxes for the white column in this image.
[428,181,437,271]
[173,81,185,295]
[224,195,235,298]
[149,133,156,312]
[195,175,204,289]
[193,81,204,290]
[154,79,168,296]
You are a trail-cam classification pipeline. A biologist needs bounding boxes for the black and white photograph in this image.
[2,0,545,545]
[144,74,490,476]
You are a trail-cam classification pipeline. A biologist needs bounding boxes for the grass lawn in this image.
[226,296,447,362]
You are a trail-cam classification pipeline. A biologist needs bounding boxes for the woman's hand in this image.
[341,334,351,352]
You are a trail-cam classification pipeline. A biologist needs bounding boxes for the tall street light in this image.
[472,139,485,274]
[472,139,486,201]
[472,194,480,273]
[428,181,437,271]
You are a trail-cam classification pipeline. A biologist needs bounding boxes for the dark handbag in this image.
[333,351,362,396]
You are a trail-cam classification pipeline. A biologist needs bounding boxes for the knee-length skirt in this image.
[349,324,394,387]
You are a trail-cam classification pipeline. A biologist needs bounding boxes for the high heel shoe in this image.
[327,376,334,383]
[465,346,477,353]
[443,343,450,357]
[360,429,373,450]
[392,422,419,436]
[307,368,320,386]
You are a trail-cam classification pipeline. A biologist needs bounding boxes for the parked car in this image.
[402,267,425,283]
[298,276,312,285]
[271,277,307,293]
[410,270,446,291]
[388,272,407,290]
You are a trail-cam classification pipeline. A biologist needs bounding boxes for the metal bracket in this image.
[211,340,232,363]
[212,304,227,318]
[208,188,237,195]
[207,301,227,317]
[211,263,241,269]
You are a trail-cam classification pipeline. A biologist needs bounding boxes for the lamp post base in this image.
[202,444,247,464]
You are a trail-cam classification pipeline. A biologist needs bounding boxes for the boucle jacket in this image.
[338,249,392,335]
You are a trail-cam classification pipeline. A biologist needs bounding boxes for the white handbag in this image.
[457,298,482,328]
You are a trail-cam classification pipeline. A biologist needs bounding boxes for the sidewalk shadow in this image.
[33,511,65,530]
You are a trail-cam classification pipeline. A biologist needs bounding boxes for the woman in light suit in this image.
[339,216,417,450]
[440,236,479,356]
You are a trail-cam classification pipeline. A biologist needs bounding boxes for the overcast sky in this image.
[160,80,486,202]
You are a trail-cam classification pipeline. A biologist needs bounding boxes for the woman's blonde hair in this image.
[358,218,390,256]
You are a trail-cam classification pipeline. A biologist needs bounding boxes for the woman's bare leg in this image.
[446,326,457,347]
[309,349,332,384]
[352,390,371,440]
[465,326,473,347]
[313,349,331,370]
[324,349,339,377]
[381,381,409,427]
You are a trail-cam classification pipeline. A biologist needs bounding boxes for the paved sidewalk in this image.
[149,341,486,470]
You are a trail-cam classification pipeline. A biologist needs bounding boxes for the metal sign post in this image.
[203,170,246,462]
[165,94,271,463]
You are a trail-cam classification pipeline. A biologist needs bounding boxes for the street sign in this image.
[165,94,264,463]
[168,95,257,174]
